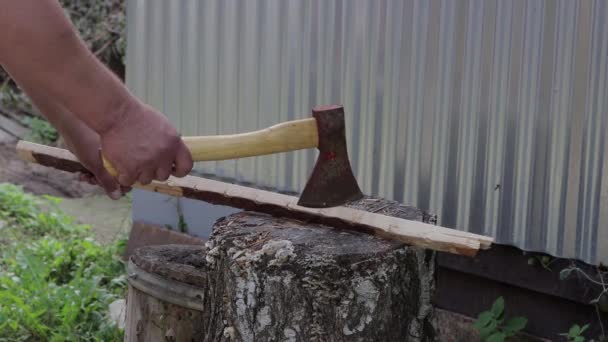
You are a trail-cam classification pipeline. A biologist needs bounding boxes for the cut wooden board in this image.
[16,140,494,257]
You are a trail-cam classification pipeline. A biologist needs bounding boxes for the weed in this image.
[176,200,188,233]
[0,78,32,110]
[561,324,590,342]
[527,254,557,271]
[560,263,608,340]
[473,296,528,342]
[0,183,126,340]
[21,116,58,145]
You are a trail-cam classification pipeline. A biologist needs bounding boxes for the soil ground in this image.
[0,141,100,197]
[0,120,132,245]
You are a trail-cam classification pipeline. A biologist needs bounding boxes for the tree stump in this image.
[125,198,437,341]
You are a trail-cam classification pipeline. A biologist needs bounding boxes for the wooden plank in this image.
[16,140,494,257]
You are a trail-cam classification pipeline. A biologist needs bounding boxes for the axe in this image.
[25,105,364,208]
[16,105,494,256]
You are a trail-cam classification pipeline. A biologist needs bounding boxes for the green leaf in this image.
[0,184,127,340]
[574,336,585,342]
[491,297,505,317]
[487,332,506,342]
[474,311,494,329]
[503,316,527,334]
[479,320,498,340]
[569,324,581,338]
[579,324,589,333]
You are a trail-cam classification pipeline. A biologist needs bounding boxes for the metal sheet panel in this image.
[126,0,608,265]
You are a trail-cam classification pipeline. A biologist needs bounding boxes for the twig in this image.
[571,267,605,287]
[371,204,391,213]
[594,266,607,338]
[0,77,10,93]
[93,36,119,56]
[596,304,606,338]
[245,231,271,249]
[102,23,123,36]
[598,265,607,291]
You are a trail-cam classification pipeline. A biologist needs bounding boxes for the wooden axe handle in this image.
[103,118,318,176]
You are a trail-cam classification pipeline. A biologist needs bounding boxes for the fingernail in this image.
[110,189,122,200]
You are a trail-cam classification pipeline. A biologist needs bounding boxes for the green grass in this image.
[0,183,126,341]
[21,117,58,145]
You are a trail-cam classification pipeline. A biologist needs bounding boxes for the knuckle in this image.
[157,171,170,181]
[139,179,152,185]
[171,134,181,145]
[118,174,135,186]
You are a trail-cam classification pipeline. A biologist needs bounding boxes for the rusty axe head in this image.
[297,105,363,208]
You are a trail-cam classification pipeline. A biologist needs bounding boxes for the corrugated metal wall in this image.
[126,0,608,265]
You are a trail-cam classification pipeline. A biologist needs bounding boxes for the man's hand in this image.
[61,120,130,200]
[99,100,193,187]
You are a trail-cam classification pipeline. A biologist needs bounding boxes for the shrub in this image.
[473,296,528,342]
[0,183,127,341]
[21,117,59,145]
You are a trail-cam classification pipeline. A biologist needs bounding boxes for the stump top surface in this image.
[131,197,428,287]
[212,210,407,255]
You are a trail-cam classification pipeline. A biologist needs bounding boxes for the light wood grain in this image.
[16,140,494,257]
[183,117,318,160]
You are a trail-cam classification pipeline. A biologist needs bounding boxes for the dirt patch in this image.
[0,140,102,198]
[0,138,133,245]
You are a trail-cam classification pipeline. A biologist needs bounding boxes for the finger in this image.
[171,143,193,177]
[95,168,123,200]
[117,172,138,188]
[78,172,98,185]
[138,169,155,185]
[155,166,171,182]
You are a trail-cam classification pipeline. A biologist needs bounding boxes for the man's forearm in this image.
[14,79,91,155]
[0,0,194,189]
[0,0,135,134]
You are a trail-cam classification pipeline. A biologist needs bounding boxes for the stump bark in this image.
[125,198,437,341]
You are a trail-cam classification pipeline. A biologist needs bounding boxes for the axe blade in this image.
[297,105,363,208]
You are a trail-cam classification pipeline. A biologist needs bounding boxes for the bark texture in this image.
[126,198,437,342]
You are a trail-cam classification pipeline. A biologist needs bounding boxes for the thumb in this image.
[94,167,123,200]
[172,142,194,177]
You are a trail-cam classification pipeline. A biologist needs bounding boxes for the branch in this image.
[93,35,119,56]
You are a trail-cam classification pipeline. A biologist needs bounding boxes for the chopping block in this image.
[125,197,437,342]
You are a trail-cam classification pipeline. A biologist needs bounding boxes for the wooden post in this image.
[125,199,437,341]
